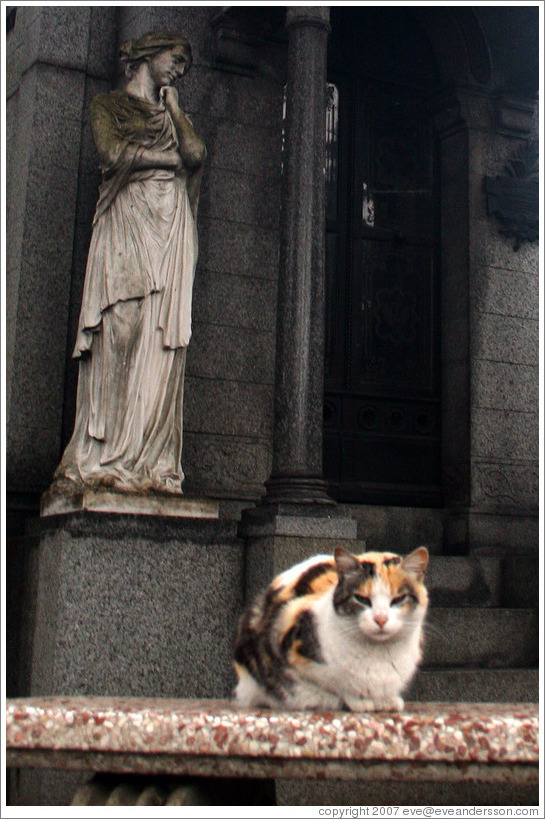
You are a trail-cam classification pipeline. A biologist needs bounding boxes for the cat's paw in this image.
[343,696,376,712]
[373,695,404,712]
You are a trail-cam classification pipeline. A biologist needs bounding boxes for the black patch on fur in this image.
[333,558,377,615]
[360,561,376,578]
[281,610,324,663]
[293,562,332,597]
[333,568,365,615]
[234,588,293,701]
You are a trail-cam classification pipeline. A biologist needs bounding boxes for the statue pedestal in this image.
[17,506,242,806]
[40,484,219,519]
[28,510,242,701]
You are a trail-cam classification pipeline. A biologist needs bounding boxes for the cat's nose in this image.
[374,613,388,629]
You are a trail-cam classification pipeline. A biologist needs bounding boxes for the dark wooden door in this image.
[323,9,442,506]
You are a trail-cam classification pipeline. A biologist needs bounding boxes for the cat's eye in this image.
[353,594,371,607]
[392,593,409,605]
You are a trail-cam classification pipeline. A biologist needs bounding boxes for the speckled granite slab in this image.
[6,698,539,783]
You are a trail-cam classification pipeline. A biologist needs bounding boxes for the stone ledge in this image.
[6,697,538,784]
[41,486,219,519]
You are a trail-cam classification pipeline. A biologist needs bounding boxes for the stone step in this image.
[426,555,502,607]
[245,535,538,610]
[499,554,539,607]
[422,608,538,668]
[407,668,539,703]
[344,503,445,553]
[426,554,538,608]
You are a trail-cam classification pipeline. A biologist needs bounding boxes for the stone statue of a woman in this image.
[53,31,206,496]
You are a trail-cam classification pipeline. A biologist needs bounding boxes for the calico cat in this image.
[234,546,429,712]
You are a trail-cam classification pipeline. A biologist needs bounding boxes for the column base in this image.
[239,492,359,604]
[262,473,336,505]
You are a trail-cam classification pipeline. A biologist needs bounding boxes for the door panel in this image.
[324,10,441,506]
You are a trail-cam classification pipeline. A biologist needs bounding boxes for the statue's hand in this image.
[161,85,179,110]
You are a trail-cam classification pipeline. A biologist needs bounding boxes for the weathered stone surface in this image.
[119,6,215,65]
[347,504,445,553]
[408,668,538,703]
[468,129,519,177]
[30,514,243,699]
[265,7,330,496]
[7,697,539,805]
[206,118,282,179]
[472,215,538,273]
[86,7,118,79]
[197,218,279,279]
[471,408,537,463]
[501,555,540,607]
[242,505,357,539]
[40,486,219,520]
[186,65,285,130]
[425,556,502,607]
[423,608,538,668]
[6,7,42,97]
[184,376,273,439]
[446,508,539,553]
[471,361,538,412]
[472,460,538,511]
[472,314,538,366]
[192,268,277,333]
[7,62,87,494]
[36,6,92,70]
[472,265,538,319]
[278,778,537,807]
[187,322,274,384]
[199,166,281,230]
[182,432,271,500]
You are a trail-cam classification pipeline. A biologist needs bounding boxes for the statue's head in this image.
[120,31,193,78]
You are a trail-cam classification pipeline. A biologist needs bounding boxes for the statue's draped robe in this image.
[56,90,202,492]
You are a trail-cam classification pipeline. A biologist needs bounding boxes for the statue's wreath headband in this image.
[120,31,192,68]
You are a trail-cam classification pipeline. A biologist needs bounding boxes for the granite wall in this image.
[446,94,539,553]
[468,128,539,518]
[6,6,118,519]
[30,515,244,699]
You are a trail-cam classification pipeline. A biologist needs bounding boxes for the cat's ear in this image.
[401,547,429,580]
[334,546,361,575]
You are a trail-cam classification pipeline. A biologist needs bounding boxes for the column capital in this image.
[285,6,330,32]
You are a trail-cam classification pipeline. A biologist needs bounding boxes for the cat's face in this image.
[333,547,429,642]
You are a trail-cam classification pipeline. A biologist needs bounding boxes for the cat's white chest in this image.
[309,592,421,709]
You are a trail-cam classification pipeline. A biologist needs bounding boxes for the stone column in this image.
[239,6,357,597]
[265,5,332,505]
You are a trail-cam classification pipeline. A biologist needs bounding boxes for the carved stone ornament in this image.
[484,139,538,250]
